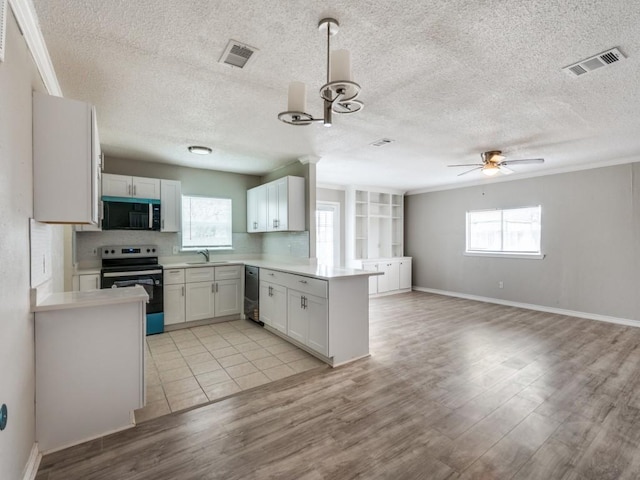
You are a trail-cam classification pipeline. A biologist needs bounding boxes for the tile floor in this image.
[135,319,326,422]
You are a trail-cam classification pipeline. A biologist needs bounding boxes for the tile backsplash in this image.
[75,230,309,268]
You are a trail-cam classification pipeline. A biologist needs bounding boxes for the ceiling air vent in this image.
[562,47,626,77]
[370,138,395,147]
[219,40,258,69]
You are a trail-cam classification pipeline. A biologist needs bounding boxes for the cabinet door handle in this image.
[162,219,165,229]
[211,283,215,293]
[268,273,275,276]
[299,280,307,284]
[127,184,131,195]
[133,185,137,196]
[304,296,308,309]
[216,283,219,293]
[300,295,304,309]
[95,277,99,289]
[182,286,185,296]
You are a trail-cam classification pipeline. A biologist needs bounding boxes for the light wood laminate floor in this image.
[37,292,640,479]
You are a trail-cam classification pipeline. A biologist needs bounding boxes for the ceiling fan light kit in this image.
[449,150,545,177]
[277,18,363,127]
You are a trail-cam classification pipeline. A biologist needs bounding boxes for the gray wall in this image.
[0,11,64,478]
[405,163,640,320]
[317,187,346,266]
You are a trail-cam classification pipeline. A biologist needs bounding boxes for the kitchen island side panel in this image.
[35,301,145,453]
[328,276,370,366]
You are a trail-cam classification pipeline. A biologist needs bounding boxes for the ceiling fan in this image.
[449,151,545,177]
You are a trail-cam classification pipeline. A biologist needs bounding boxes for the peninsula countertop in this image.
[161,260,381,280]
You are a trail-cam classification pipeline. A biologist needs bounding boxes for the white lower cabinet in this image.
[260,269,329,357]
[360,257,412,296]
[214,279,241,317]
[164,283,186,325]
[185,282,216,322]
[287,290,328,356]
[164,265,241,326]
[260,281,287,333]
[72,273,100,292]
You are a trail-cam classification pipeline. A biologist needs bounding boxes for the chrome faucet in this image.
[197,249,210,263]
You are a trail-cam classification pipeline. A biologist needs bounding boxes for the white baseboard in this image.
[22,443,41,480]
[412,286,640,329]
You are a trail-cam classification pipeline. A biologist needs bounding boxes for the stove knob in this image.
[111,249,115,254]
[152,248,156,252]
[103,250,108,255]
[146,248,150,253]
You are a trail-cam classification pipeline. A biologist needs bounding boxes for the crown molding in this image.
[9,0,61,96]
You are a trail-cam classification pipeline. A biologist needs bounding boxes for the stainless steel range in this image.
[100,245,164,335]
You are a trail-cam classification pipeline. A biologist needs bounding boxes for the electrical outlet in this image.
[498,281,504,289]
[172,246,179,254]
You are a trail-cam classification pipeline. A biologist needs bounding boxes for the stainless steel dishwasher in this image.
[244,265,263,325]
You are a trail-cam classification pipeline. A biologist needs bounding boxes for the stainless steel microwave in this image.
[102,197,161,230]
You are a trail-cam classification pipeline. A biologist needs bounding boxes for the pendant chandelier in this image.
[277,18,363,127]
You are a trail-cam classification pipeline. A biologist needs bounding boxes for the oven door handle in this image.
[103,269,163,277]
[149,203,153,229]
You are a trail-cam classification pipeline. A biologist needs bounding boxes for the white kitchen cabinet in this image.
[214,279,241,317]
[185,281,215,322]
[360,257,411,296]
[160,179,181,232]
[103,174,161,200]
[247,184,267,232]
[33,92,101,225]
[170,265,241,325]
[399,258,412,290]
[246,176,305,233]
[260,281,287,333]
[79,274,100,291]
[164,283,186,325]
[286,290,328,356]
[305,293,329,356]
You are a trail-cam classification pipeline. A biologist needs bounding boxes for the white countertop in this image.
[75,260,380,281]
[241,260,381,280]
[33,285,149,312]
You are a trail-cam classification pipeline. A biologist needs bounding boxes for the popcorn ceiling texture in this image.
[31,1,640,191]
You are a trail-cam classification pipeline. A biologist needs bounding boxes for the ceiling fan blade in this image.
[457,166,483,176]
[501,158,544,165]
[448,163,484,167]
[498,165,514,175]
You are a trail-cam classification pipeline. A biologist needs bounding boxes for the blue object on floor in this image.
[146,312,164,335]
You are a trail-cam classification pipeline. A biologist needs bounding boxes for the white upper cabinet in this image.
[33,92,101,224]
[102,174,160,200]
[247,176,305,233]
[160,179,181,232]
[102,174,131,197]
[247,184,268,232]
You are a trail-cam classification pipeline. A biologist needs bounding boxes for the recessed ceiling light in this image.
[188,146,212,155]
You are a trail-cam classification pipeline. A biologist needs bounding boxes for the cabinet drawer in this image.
[214,265,242,280]
[186,267,214,283]
[260,268,289,287]
[286,275,328,298]
[164,268,185,285]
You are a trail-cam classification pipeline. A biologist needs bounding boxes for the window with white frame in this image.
[181,195,232,249]
[466,206,541,255]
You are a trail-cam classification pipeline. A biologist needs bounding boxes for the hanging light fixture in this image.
[278,18,363,127]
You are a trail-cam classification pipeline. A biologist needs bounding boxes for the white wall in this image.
[0,9,64,479]
[405,163,640,320]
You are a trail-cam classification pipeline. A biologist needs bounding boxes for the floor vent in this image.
[562,47,626,77]
[219,40,258,69]
[370,138,395,147]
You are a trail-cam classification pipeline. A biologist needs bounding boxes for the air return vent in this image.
[219,40,258,69]
[370,138,395,147]
[0,0,7,63]
[562,47,626,77]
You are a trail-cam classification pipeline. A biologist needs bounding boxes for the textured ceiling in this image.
[32,0,640,192]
